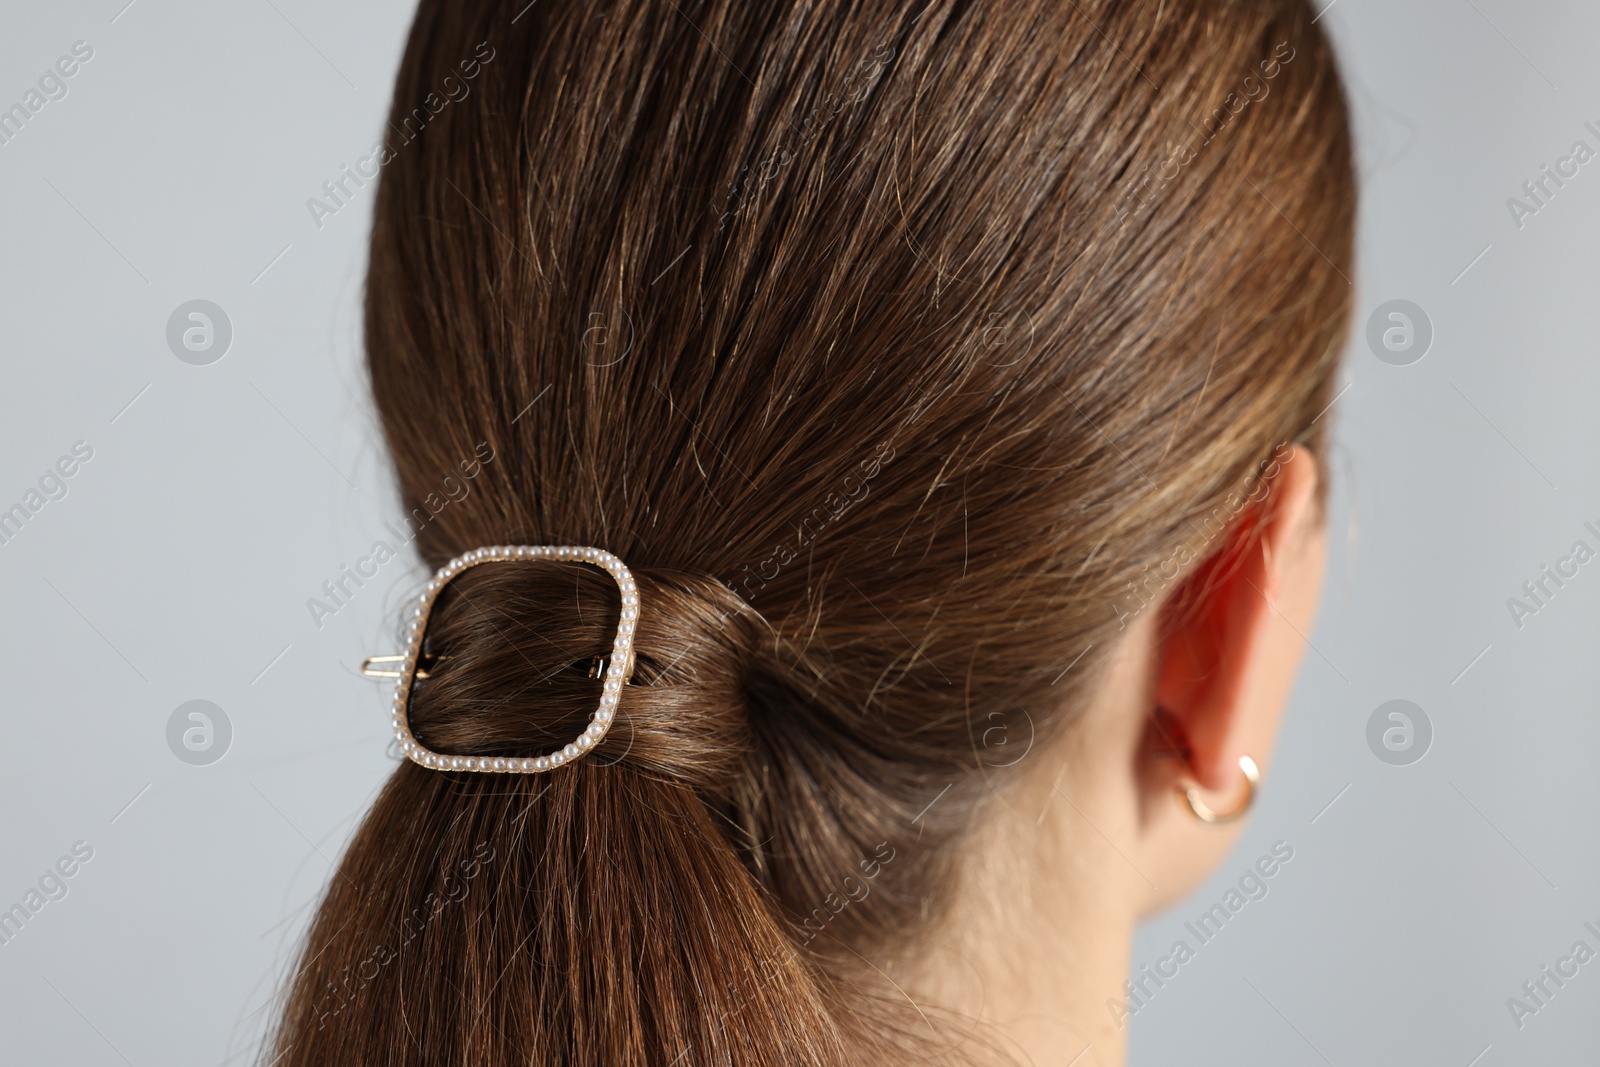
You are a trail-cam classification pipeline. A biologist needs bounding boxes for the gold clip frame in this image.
[371,545,640,774]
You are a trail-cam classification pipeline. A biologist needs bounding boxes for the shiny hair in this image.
[266,0,1354,1062]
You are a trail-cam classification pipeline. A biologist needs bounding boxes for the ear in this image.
[1150,444,1324,794]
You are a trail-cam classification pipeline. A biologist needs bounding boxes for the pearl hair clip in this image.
[360,545,639,774]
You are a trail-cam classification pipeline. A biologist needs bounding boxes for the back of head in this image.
[268,1,1353,1063]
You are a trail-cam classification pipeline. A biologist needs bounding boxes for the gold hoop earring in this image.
[1180,754,1259,825]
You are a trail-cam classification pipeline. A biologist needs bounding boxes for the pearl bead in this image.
[534,756,550,771]
[564,744,581,758]
[550,751,566,765]
[595,709,613,723]
[576,735,593,750]
[586,722,605,739]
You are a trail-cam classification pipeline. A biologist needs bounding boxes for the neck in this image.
[890,757,1146,1066]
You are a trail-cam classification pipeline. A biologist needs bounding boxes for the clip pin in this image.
[362,652,631,682]
[361,654,435,679]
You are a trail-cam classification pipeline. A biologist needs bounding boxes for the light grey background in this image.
[0,2,1594,1064]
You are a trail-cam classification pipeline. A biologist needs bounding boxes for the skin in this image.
[893,446,1328,1066]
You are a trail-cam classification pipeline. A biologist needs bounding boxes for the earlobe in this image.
[1181,753,1259,824]
[1148,446,1324,795]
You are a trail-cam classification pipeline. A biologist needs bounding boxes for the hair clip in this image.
[359,650,619,682]
[363,544,638,774]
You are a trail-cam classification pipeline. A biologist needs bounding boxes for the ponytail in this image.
[271,761,856,1063]
[270,561,871,1063]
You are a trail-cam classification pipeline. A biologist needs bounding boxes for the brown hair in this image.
[267,0,1354,1062]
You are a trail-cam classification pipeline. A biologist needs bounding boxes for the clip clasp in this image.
[360,654,436,679]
